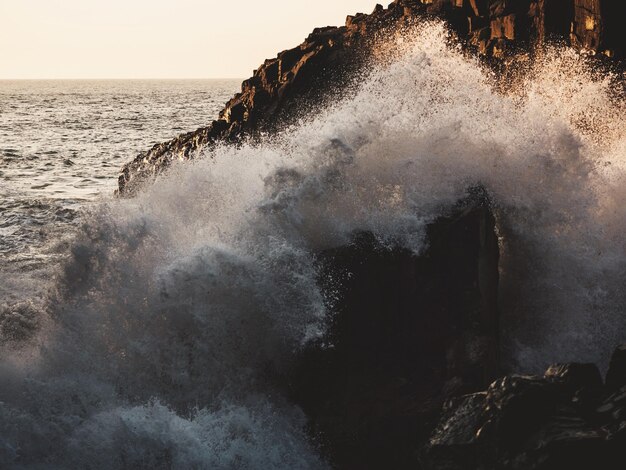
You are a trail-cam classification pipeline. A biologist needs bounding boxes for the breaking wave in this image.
[1,22,625,468]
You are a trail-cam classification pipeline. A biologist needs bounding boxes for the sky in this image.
[0,0,380,79]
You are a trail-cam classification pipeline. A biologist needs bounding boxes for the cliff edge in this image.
[117,0,625,195]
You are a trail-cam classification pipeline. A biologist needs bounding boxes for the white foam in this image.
[1,21,624,467]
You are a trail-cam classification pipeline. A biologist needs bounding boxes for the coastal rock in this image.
[570,0,624,54]
[544,362,603,390]
[289,199,625,469]
[118,0,625,194]
[606,344,626,390]
[290,192,500,468]
[423,345,626,469]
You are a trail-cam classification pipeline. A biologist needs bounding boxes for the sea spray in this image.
[1,21,625,468]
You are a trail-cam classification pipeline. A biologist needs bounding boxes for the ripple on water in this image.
[0,79,240,295]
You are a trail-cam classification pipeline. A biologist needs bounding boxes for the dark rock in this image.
[569,0,626,55]
[117,0,626,195]
[606,344,626,390]
[426,392,486,469]
[290,191,500,469]
[481,375,561,446]
[539,0,575,41]
[423,361,626,469]
[469,0,489,17]
[544,362,603,390]
[490,14,517,40]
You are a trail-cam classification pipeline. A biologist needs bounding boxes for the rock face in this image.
[285,191,626,468]
[424,347,626,469]
[290,192,500,468]
[113,2,626,468]
[117,0,625,194]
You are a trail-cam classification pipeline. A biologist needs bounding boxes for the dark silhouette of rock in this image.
[606,344,626,391]
[117,0,625,194]
[112,2,626,468]
[544,362,603,391]
[290,191,500,468]
[284,189,625,468]
[423,346,626,469]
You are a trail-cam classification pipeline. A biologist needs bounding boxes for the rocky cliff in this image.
[113,1,626,468]
[285,191,626,469]
[291,191,500,468]
[117,0,625,194]
[424,348,626,469]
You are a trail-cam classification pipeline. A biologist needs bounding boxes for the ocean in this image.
[0,23,625,469]
[0,79,240,300]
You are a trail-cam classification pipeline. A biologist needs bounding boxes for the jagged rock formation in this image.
[424,346,626,469]
[286,191,626,469]
[290,192,500,468]
[118,0,625,194]
[112,2,626,468]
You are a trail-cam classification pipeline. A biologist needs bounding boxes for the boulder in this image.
[423,360,626,469]
[290,191,500,469]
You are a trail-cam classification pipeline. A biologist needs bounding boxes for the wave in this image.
[1,22,625,468]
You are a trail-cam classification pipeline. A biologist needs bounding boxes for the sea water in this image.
[0,79,239,300]
[0,23,625,469]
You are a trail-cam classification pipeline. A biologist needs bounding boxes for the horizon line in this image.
[0,77,245,81]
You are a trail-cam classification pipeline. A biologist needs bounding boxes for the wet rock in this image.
[568,1,626,57]
[118,0,625,195]
[537,0,575,41]
[469,0,489,17]
[544,362,603,390]
[426,392,486,469]
[290,191,500,469]
[490,14,517,40]
[606,344,626,390]
[423,360,626,469]
[482,375,561,445]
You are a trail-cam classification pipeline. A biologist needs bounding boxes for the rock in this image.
[544,363,603,390]
[490,14,517,41]
[537,0,575,42]
[423,360,626,469]
[290,191,500,469]
[481,375,561,446]
[570,0,618,53]
[606,344,626,390]
[117,0,626,195]
[426,392,486,468]
[469,0,489,17]
[0,301,41,344]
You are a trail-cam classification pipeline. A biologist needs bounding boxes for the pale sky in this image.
[0,0,380,79]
